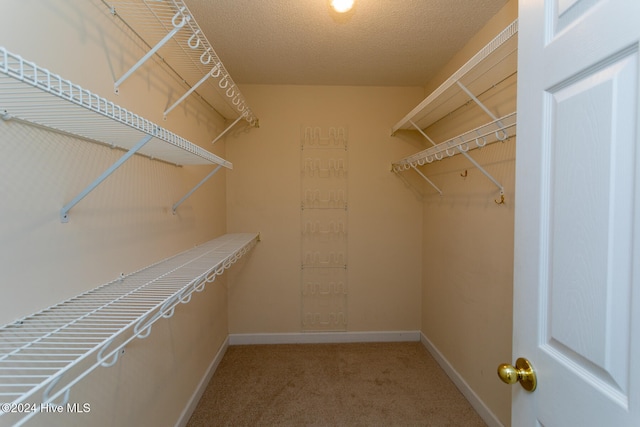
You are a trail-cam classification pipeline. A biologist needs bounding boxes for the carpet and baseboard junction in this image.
[182,332,498,427]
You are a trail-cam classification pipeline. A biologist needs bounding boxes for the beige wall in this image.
[225,85,425,334]
[406,1,518,426]
[1,0,517,425]
[0,1,232,426]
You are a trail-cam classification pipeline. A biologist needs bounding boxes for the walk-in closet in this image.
[2,1,639,426]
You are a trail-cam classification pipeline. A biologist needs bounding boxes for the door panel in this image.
[515,0,640,425]
[554,0,599,33]
[540,50,637,421]
[544,50,636,395]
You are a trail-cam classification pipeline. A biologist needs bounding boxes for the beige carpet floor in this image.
[187,341,488,426]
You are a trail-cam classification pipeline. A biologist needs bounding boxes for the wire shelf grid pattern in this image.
[392,112,517,171]
[107,0,257,125]
[0,46,231,168]
[392,19,518,134]
[0,233,259,426]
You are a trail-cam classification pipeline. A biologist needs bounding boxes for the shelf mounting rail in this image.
[0,46,232,222]
[0,233,260,427]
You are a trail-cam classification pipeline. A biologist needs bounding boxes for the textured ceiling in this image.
[182,0,509,87]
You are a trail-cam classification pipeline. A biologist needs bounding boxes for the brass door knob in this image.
[497,357,536,392]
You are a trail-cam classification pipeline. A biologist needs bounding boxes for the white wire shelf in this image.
[391,20,518,201]
[0,46,235,222]
[0,46,231,168]
[0,233,260,427]
[391,112,517,171]
[106,0,258,126]
[391,19,518,135]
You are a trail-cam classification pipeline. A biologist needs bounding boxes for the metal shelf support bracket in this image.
[410,164,443,195]
[172,164,222,214]
[456,81,508,140]
[457,146,504,194]
[406,120,442,194]
[60,133,155,223]
[114,8,190,93]
[211,115,244,145]
[163,64,220,118]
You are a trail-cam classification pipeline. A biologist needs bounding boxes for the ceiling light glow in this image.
[331,0,354,13]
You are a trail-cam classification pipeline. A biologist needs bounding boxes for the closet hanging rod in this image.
[107,0,258,127]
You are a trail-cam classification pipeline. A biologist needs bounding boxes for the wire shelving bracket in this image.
[172,164,222,214]
[107,0,258,127]
[0,233,260,427]
[113,6,189,94]
[0,46,232,222]
[60,133,155,223]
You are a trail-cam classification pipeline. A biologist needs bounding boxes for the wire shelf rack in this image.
[391,112,517,171]
[106,0,258,126]
[390,20,518,200]
[391,19,518,135]
[0,46,231,168]
[0,233,259,427]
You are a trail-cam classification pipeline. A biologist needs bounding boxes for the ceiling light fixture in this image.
[330,0,354,13]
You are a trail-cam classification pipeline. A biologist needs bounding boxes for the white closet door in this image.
[512,0,640,425]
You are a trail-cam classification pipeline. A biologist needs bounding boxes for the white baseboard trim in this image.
[175,331,503,427]
[175,336,229,427]
[228,330,421,345]
[420,332,504,427]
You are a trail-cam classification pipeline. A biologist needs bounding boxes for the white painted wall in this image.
[224,84,425,334]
